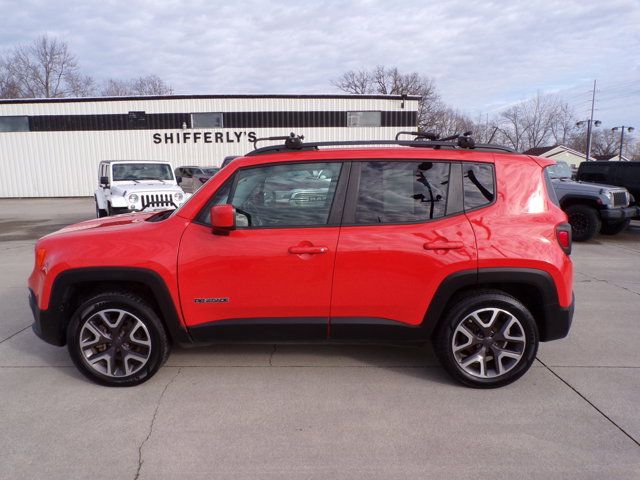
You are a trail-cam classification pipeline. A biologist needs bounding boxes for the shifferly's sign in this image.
[153,131,257,144]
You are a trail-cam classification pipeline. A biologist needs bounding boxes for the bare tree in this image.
[3,35,94,98]
[333,66,441,131]
[101,75,173,96]
[495,94,575,151]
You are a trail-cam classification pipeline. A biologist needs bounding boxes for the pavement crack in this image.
[577,271,640,297]
[134,367,181,480]
[0,325,31,345]
[268,344,277,366]
[537,357,640,448]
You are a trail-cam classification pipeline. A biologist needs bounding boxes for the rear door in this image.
[329,159,478,338]
[178,160,348,341]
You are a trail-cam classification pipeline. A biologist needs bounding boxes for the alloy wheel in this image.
[452,307,526,378]
[79,308,152,377]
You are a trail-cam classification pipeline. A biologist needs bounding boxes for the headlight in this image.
[174,192,184,202]
[601,190,613,206]
[128,193,139,203]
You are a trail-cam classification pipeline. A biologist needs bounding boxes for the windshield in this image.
[546,161,572,179]
[112,163,174,181]
[202,167,220,175]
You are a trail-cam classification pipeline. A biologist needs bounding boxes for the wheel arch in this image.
[560,196,601,212]
[43,267,192,347]
[424,268,569,342]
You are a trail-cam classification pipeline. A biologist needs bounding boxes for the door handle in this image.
[288,245,329,255]
[423,241,464,250]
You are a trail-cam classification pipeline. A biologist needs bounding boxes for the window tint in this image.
[202,162,342,228]
[463,163,495,210]
[0,116,29,132]
[192,112,223,128]
[355,161,450,224]
[347,111,381,127]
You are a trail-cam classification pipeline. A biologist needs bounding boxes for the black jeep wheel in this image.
[600,219,630,235]
[434,291,539,388]
[566,205,601,241]
[67,291,170,387]
[95,200,107,218]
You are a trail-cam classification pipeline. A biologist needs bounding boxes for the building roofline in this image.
[0,93,422,105]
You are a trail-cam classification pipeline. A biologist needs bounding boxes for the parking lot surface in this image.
[1,198,639,479]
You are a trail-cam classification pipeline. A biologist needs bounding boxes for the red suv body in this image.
[28,138,574,388]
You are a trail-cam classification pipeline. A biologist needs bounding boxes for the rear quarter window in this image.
[463,163,495,210]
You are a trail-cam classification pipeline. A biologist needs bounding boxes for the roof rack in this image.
[247,132,517,156]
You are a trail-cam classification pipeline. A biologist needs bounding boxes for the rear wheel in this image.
[566,205,601,241]
[600,219,630,235]
[67,292,170,386]
[434,291,539,388]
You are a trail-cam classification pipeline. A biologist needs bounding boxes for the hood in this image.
[110,182,181,196]
[551,178,623,192]
[45,212,156,237]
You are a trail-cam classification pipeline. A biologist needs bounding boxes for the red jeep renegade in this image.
[28,133,574,388]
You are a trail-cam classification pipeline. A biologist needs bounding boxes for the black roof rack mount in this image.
[246,131,516,156]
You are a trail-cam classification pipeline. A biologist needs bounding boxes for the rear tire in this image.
[566,205,601,241]
[67,291,170,387]
[434,291,539,388]
[600,219,630,235]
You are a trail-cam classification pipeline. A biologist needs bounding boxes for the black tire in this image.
[106,203,129,216]
[95,200,107,218]
[67,291,170,387]
[600,219,630,235]
[434,291,539,389]
[565,205,601,241]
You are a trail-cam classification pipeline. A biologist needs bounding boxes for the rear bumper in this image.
[540,293,574,342]
[600,206,637,221]
[29,289,65,346]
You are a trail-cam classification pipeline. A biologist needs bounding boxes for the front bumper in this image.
[540,293,575,342]
[29,289,65,346]
[600,206,637,221]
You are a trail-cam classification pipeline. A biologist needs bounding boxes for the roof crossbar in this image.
[247,132,517,156]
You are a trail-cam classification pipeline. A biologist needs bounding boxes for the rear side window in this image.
[463,163,495,210]
[543,166,560,207]
[354,161,450,224]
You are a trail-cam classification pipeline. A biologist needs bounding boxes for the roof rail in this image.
[246,132,517,156]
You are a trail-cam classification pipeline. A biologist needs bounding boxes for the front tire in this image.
[434,291,539,388]
[95,200,107,218]
[67,292,170,387]
[566,205,601,241]
[600,219,630,235]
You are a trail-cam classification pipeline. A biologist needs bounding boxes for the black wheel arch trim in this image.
[423,267,572,342]
[30,267,192,347]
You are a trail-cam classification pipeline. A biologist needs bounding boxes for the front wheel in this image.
[434,291,539,388]
[565,205,601,241]
[67,292,170,386]
[95,200,107,218]
[600,219,630,235]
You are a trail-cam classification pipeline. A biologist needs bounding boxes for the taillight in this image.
[556,223,572,255]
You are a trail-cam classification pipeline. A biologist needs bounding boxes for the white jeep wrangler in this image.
[95,160,188,217]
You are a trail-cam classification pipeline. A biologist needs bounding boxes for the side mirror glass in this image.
[176,176,182,184]
[211,204,236,235]
[100,176,109,187]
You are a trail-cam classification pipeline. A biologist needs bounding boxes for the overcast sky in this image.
[2,0,639,131]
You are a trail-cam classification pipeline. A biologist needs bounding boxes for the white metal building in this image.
[0,94,419,197]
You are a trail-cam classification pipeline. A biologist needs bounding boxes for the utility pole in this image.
[587,80,596,160]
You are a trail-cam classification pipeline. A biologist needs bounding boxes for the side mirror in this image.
[100,176,109,187]
[176,175,182,184]
[211,204,236,235]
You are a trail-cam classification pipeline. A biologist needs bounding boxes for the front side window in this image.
[0,116,29,132]
[112,163,174,181]
[192,112,223,128]
[463,163,495,210]
[355,161,450,224]
[201,162,342,228]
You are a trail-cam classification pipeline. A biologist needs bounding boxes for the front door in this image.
[178,160,347,341]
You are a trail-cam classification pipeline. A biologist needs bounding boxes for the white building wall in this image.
[0,96,419,197]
